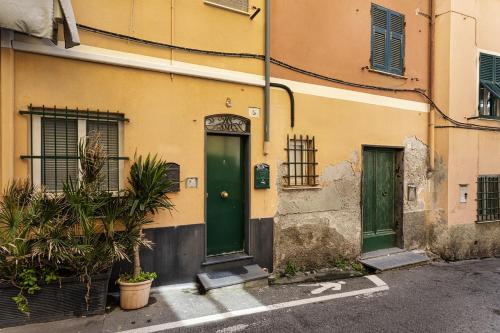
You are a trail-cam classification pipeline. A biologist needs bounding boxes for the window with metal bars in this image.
[21,105,128,192]
[477,175,500,222]
[478,53,500,119]
[284,135,318,187]
[371,4,405,76]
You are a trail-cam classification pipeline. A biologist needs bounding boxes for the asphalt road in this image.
[173,258,500,333]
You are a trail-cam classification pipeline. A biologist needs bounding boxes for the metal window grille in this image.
[284,134,318,187]
[477,175,500,222]
[21,105,129,193]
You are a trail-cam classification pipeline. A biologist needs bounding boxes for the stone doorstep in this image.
[359,250,430,271]
[269,269,364,286]
[197,264,269,293]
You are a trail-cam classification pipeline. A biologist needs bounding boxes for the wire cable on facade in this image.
[76,23,500,133]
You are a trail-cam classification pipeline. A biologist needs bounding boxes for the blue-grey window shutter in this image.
[388,12,404,75]
[371,4,404,75]
[371,5,387,71]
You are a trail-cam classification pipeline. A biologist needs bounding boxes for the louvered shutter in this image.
[87,120,119,191]
[480,54,495,82]
[206,0,248,12]
[371,5,388,71]
[41,118,79,191]
[389,12,404,75]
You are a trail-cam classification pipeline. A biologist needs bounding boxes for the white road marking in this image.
[298,281,346,294]
[216,324,249,333]
[117,275,388,333]
[365,275,387,287]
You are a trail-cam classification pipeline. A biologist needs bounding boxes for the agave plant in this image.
[124,154,174,279]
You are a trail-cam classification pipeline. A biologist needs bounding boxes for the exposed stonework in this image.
[402,136,430,250]
[273,136,434,272]
[274,159,361,271]
[431,222,500,260]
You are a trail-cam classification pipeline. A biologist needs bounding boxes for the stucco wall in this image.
[431,0,500,259]
[271,0,431,103]
[272,89,431,270]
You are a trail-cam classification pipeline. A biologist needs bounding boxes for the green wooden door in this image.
[207,135,245,256]
[362,148,397,252]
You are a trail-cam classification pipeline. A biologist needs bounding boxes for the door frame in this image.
[360,145,405,253]
[204,114,251,260]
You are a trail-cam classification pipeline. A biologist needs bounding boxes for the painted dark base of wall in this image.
[110,218,274,292]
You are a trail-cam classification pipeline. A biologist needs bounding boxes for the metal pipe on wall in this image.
[263,0,270,155]
[428,0,435,171]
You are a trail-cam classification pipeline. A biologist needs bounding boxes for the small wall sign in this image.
[186,177,198,189]
[254,163,270,189]
[248,107,260,118]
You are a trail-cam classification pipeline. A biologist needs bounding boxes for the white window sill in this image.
[282,186,322,191]
[476,219,500,224]
[367,68,408,80]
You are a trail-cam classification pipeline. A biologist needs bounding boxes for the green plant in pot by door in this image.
[118,155,174,310]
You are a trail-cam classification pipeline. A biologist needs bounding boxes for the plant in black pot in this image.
[0,134,128,327]
[118,154,174,310]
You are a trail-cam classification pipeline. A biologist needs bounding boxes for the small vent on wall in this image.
[205,0,249,13]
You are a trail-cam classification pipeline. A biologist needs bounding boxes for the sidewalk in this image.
[1,274,386,333]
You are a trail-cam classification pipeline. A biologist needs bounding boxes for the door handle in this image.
[382,191,388,197]
[220,191,229,199]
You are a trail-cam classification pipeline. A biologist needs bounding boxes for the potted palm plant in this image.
[118,155,174,310]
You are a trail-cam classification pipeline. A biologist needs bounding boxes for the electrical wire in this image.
[76,23,500,132]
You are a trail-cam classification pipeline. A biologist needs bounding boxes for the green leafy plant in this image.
[124,154,174,280]
[335,259,349,271]
[284,261,298,276]
[351,261,364,272]
[0,134,131,314]
[118,271,157,284]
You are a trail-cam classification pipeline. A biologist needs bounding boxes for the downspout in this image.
[263,0,270,155]
[428,0,435,171]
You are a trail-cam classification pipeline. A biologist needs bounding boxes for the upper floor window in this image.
[204,0,249,14]
[371,4,405,76]
[478,53,500,119]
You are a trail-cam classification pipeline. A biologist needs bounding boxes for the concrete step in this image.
[201,252,255,273]
[359,249,430,271]
[197,264,269,293]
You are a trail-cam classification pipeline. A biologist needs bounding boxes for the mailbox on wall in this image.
[254,163,270,189]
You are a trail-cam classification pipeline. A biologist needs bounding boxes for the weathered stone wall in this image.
[273,159,361,271]
[402,136,430,250]
[273,136,432,272]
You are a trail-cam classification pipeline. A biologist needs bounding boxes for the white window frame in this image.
[30,115,125,192]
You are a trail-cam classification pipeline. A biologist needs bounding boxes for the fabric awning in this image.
[481,80,500,99]
[0,0,79,48]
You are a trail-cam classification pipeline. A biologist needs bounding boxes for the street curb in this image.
[269,269,364,286]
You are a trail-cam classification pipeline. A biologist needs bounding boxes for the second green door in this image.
[362,148,398,253]
[206,135,245,256]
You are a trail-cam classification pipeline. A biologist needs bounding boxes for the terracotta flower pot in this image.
[118,279,153,310]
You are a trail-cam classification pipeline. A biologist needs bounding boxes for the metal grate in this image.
[477,175,500,222]
[284,134,318,187]
[20,105,129,192]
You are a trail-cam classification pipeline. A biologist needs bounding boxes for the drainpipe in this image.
[263,0,270,155]
[428,0,435,171]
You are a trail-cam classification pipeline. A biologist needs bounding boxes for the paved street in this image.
[4,258,500,333]
[174,258,500,333]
